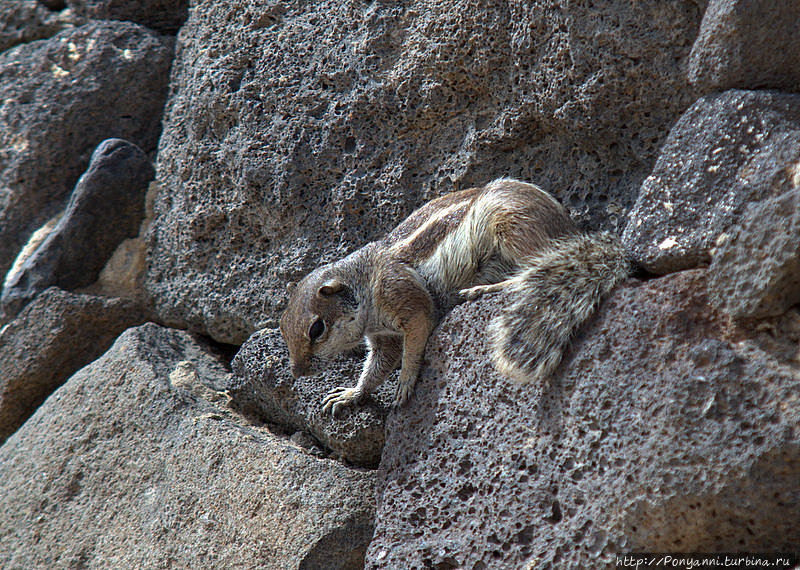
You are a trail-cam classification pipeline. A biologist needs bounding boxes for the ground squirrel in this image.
[279,178,632,416]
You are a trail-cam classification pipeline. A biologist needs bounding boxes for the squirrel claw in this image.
[458,286,483,301]
[322,386,360,417]
[460,282,508,300]
[392,382,412,408]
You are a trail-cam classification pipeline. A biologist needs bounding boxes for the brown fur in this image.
[279,178,627,416]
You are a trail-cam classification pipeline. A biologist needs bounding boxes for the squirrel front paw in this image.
[322,386,361,417]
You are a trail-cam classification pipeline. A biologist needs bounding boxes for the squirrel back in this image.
[384,179,581,308]
[280,178,633,414]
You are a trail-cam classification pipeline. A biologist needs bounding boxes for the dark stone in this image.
[688,0,800,94]
[230,327,392,467]
[39,0,68,10]
[66,0,189,34]
[0,21,172,278]
[1,139,154,321]
[623,90,800,274]
[0,287,146,443]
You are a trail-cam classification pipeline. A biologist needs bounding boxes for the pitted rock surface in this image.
[623,90,800,274]
[146,0,700,344]
[688,0,800,94]
[0,21,172,277]
[230,327,393,468]
[0,323,376,569]
[709,187,800,319]
[367,271,800,569]
[1,139,153,322]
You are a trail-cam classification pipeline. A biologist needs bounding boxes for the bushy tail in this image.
[490,231,632,384]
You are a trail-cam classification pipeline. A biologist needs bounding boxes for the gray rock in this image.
[0,0,74,54]
[0,323,376,569]
[709,187,800,319]
[367,270,800,568]
[623,90,800,274]
[0,21,173,278]
[230,327,392,468]
[1,139,153,321]
[688,0,800,94]
[146,0,700,344]
[0,286,146,443]
[66,0,189,34]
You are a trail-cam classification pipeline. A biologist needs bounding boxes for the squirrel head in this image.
[279,265,363,378]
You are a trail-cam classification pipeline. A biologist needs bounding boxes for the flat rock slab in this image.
[0,20,172,277]
[1,139,153,321]
[230,327,393,468]
[0,286,146,443]
[709,187,800,319]
[367,270,800,568]
[0,323,376,569]
[623,89,800,274]
[689,0,800,93]
[146,0,699,344]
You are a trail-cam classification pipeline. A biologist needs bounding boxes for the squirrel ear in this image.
[318,278,345,297]
[286,281,297,294]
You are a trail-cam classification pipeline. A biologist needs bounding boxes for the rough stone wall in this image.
[0,0,798,568]
[146,0,701,344]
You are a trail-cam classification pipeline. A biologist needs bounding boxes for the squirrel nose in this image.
[290,360,308,378]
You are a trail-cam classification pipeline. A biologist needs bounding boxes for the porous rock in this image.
[147,0,700,344]
[623,90,800,274]
[0,0,74,54]
[66,0,189,34]
[0,286,146,443]
[709,187,800,319]
[0,323,376,569]
[1,139,154,321]
[230,327,393,468]
[688,0,800,94]
[367,271,800,568]
[0,20,172,277]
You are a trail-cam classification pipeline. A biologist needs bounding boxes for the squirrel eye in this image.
[308,318,325,342]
